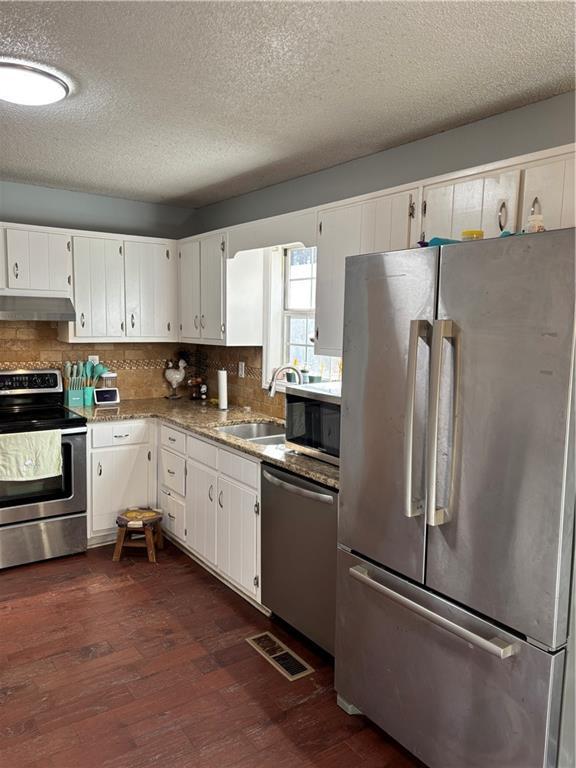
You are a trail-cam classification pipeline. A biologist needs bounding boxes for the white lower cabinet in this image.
[216,476,259,598]
[186,459,217,565]
[90,442,153,536]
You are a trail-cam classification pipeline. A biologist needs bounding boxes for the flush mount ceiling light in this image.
[0,62,70,105]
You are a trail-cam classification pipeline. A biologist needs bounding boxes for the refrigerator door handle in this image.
[349,565,519,659]
[403,319,431,518]
[426,319,460,526]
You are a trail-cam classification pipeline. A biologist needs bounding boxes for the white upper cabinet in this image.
[422,170,520,241]
[70,237,125,338]
[124,241,177,340]
[4,228,72,294]
[228,210,317,255]
[521,159,569,232]
[315,190,416,356]
[179,232,264,346]
[199,233,224,342]
[315,203,363,356]
[179,240,201,339]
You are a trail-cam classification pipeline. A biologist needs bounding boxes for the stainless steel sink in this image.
[217,422,284,440]
[248,433,286,446]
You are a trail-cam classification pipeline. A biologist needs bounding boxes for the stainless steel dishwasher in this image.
[261,463,338,654]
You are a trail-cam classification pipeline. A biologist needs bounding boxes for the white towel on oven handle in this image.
[0,430,62,481]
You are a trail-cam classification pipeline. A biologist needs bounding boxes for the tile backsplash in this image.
[0,322,284,415]
[0,322,180,400]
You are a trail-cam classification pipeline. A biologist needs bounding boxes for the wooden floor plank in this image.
[0,543,423,768]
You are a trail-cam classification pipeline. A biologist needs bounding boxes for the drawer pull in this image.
[167,469,176,475]
[168,513,176,520]
[349,566,519,660]
[114,434,130,439]
[161,489,171,497]
[168,436,176,443]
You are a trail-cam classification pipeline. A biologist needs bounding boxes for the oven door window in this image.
[0,442,72,509]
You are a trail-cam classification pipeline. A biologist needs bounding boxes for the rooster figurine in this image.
[164,359,186,399]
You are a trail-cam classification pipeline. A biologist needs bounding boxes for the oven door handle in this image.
[262,469,334,505]
[61,427,88,435]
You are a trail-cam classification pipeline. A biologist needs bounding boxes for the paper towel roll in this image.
[217,369,228,410]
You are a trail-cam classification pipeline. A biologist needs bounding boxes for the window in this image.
[283,246,341,382]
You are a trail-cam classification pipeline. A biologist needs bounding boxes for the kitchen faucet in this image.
[268,365,303,397]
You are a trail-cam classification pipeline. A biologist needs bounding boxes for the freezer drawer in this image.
[335,549,565,768]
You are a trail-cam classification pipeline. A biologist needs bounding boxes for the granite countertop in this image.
[72,398,339,490]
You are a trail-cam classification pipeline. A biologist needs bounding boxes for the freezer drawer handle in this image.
[349,566,519,660]
[262,469,334,505]
[403,319,431,518]
[426,319,460,526]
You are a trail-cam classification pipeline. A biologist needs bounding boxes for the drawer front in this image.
[335,548,565,768]
[159,448,186,496]
[92,420,149,448]
[158,488,185,542]
[187,435,218,468]
[218,448,259,489]
[161,424,186,454]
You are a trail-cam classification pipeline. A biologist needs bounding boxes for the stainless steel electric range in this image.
[0,369,87,569]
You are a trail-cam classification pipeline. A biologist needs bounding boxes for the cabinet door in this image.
[48,234,72,292]
[72,237,93,337]
[73,237,124,338]
[217,477,258,597]
[104,240,125,337]
[186,460,217,565]
[139,243,156,338]
[6,229,31,288]
[91,445,151,533]
[28,231,50,289]
[481,170,520,237]
[521,160,566,231]
[372,192,415,253]
[561,158,575,228]
[451,178,484,237]
[315,204,363,355]
[200,234,224,342]
[154,245,177,338]
[124,242,141,336]
[421,184,454,241]
[179,241,201,339]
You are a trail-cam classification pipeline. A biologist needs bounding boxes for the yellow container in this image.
[461,229,484,240]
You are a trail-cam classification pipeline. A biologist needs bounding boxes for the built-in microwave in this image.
[285,382,341,465]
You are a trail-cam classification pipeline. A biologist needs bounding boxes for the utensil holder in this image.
[83,386,95,406]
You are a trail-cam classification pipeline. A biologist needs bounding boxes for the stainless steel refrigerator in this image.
[335,229,575,768]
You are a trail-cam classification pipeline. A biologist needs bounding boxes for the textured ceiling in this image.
[0,1,574,207]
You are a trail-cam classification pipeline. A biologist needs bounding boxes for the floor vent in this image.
[246,632,314,681]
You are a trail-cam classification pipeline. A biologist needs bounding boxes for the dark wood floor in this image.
[0,543,423,768]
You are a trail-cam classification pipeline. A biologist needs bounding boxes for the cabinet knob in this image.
[530,196,541,216]
[67,241,71,252]
[200,315,206,329]
[167,322,171,332]
[13,262,19,279]
[218,490,223,508]
[67,274,72,286]
[220,323,225,335]
[194,315,199,330]
[315,327,319,341]
[131,313,135,329]
[97,462,102,476]
[121,321,125,332]
[208,484,214,502]
[80,312,85,328]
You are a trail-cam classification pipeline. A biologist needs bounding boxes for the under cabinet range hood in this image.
[0,296,76,321]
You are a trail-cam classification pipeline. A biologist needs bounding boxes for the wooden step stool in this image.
[113,508,164,563]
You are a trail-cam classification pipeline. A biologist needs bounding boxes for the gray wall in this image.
[0,181,197,239]
[192,91,575,234]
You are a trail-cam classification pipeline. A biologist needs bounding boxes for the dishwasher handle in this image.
[262,469,334,505]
